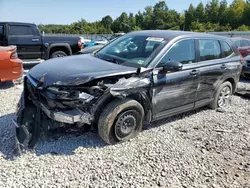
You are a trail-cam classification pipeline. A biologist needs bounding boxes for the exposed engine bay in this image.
[15,68,153,149]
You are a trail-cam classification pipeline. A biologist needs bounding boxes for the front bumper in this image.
[39,102,92,125]
[16,74,93,125]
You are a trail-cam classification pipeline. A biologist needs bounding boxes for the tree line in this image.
[38,0,250,34]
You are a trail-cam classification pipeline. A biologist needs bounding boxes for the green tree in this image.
[242,1,250,26]
[205,0,220,23]
[128,13,136,30]
[228,0,246,29]
[135,11,144,29]
[217,0,228,26]
[195,2,205,22]
[101,15,113,31]
[235,24,250,31]
[184,4,196,30]
[142,6,154,29]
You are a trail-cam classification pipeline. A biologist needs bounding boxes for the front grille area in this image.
[26,76,39,100]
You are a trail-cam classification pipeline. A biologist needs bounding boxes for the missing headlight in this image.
[79,92,94,102]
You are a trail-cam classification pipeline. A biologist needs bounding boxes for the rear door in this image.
[7,24,42,59]
[195,39,232,107]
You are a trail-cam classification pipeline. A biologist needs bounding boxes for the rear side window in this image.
[221,41,234,57]
[199,39,221,61]
[241,40,250,47]
[9,25,33,36]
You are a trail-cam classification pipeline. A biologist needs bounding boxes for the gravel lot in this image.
[0,80,250,188]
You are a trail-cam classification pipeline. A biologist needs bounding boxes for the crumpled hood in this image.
[28,54,137,87]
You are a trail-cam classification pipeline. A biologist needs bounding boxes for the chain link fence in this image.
[44,32,250,40]
[44,33,112,40]
[208,31,250,39]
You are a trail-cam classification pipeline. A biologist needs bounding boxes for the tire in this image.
[98,99,144,145]
[50,51,67,58]
[16,106,41,149]
[208,81,232,109]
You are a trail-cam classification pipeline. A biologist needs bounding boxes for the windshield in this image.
[94,34,167,68]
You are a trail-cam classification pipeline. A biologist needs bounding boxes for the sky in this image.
[0,0,234,25]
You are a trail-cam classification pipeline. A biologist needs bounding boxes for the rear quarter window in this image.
[220,41,234,57]
[9,25,33,36]
[199,39,221,61]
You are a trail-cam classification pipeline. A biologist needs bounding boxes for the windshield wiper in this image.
[95,53,120,64]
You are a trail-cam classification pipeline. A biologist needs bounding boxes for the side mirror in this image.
[162,60,183,72]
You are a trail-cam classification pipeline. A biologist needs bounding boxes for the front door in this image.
[7,24,42,59]
[152,39,200,120]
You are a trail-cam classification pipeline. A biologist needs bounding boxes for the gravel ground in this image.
[0,80,250,188]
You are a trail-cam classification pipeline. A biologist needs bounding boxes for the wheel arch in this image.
[224,77,237,94]
[45,43,72,59]
[92,91,152,126]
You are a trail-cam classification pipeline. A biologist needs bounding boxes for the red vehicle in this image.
[0,46,23,82]
[231,37,250,57]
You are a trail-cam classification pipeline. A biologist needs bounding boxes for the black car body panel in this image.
[15,30,243,149]
[0,22,82,60]
[29,54,137,86]
[79,44,105,55]
[242,55,250,78]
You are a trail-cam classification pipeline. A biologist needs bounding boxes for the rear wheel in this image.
[98,99,144,145]
[50,51,67,58]
[208,81,232,109]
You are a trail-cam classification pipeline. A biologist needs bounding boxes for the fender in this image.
[212,76,237,98]
[44,43,72,59]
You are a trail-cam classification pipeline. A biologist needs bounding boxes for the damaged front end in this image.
[15,69,153,150]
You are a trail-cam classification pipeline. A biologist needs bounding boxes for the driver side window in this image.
[159,39,195,67]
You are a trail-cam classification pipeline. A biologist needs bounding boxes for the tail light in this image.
[10,50,18,59]
[78,39,83,49]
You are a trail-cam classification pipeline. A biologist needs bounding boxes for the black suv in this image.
[15,30,243,148]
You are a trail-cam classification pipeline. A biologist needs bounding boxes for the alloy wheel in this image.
[218,86,231,108]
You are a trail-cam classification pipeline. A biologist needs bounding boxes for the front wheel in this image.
[98,99,144,145]
[208,81,232,109]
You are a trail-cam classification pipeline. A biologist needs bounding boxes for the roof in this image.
[128,30,229,41]
[0,22,36,26]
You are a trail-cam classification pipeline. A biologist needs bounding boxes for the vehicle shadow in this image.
[240,78,250,84]
[35,107,207,156]
[34,131,106,156]
[0,81,14,89]
[0,107,208,159]
[143,107,206,131]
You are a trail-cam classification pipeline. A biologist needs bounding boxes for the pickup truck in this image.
[0,22,83,60]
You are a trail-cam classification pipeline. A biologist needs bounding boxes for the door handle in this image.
[221,64,227,69]
[190,69,200,75]
[32,38,39,42]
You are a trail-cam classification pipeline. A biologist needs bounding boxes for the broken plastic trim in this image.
[39,102,92,125]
